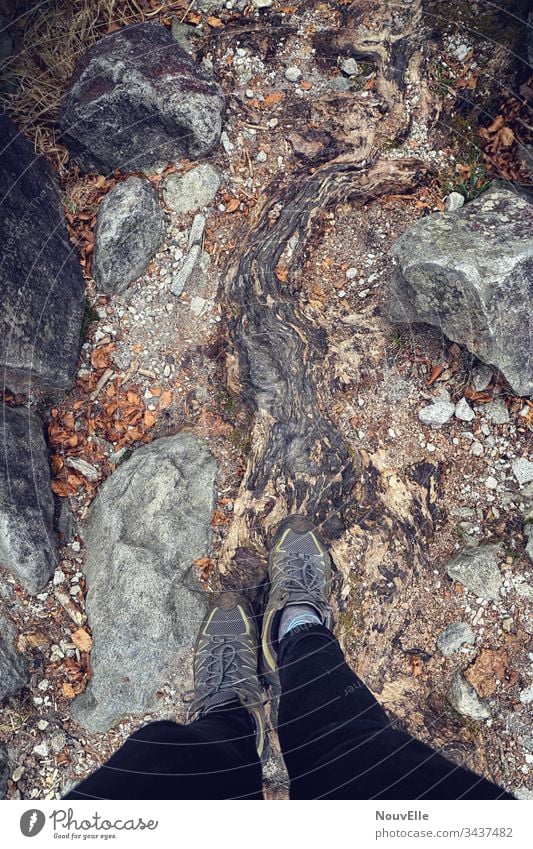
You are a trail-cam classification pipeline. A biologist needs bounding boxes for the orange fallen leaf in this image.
[225,197,240,213]
[51,479,72,497]
[71,627,93,653]
[263,91,284,107]
[427,364,445,386]
[143,411,157,427]
[62,682,76,699]
[206,15,224,27]
[159,390,173,410]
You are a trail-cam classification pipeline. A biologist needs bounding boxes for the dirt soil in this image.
[0,0,531,801]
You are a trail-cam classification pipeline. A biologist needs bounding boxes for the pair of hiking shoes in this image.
[188,515,333,761]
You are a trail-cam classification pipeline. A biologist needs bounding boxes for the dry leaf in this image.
[225,197,240,213]
[159,390,173,410]
[143,411,157,427]
[465,649,508,698]
[62,682,76,699]
[427,364,445,386]
[71,627,93,653]
[263,91,284,107]
[206,15,224,27]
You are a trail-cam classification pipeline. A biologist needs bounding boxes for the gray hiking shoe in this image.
[261,514,332,686]
[188,592,267,761]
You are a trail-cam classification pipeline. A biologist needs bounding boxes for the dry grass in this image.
[0,0,187,169]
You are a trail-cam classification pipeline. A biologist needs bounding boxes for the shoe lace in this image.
[279,551,322,596]
[202,635,248,692]
[187,635,251,719]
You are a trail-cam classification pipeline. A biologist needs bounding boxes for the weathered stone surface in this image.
[0,115,85,393]
[0,615,28,702]
[92,177,166,294]
[436,622,475,657]
[446,545,502,601]
[0,743,9,799]
[390,185,533,396]
[0,406,58,594]
[418,399,455,426]
[60,23,225,173]
[512,458,533,486]
[447,671,491,720]
[162,163,221,215]
[71,433,217,731]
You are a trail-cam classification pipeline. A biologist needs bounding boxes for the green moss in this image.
[78,296,99,352]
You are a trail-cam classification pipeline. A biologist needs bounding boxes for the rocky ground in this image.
[0,0,532,800]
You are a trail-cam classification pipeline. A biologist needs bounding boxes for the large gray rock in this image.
[71,433,217,731]
[0,115,85,393]
[0,406,58,594]
[0,615,28,702]
[445,544,502,601]
[92,177,166,294]
[390,185,533,396]
[60,22,225,174]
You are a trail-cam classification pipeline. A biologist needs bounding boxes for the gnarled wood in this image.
[218,0,439,635]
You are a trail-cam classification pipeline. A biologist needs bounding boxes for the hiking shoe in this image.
[188,592,267,761]
[261,514,332,686]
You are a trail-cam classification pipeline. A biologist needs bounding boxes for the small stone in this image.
[37,720,49,731]
[453,43,470,62]
[512,458,533,487]
[65,457,99,482]
[471,364,493,392]
[448,671,490,719]
[330,75,352,91]
[220,131,233,154]
[483,398,510,425]
[190,296,208,316]
[171,245,201,297]
[33,742,49,758]
[446,544,502,600]
[256,150,267,163]
[12,766,24,782]
[358,288,370,299]
[285,66,302,83]
[253,0,273,7]
[340,57,359,76]
[519,684,533,704]
[455,397,475,422]
[485,476,498,490]
[436,621,475,656]
[187,213,206,250]
[50,730,67,753]
[502,618,513,633]
[418,400,455,426]
[346,267,357,279]
[444,191,465,211]
[471,441,484,457]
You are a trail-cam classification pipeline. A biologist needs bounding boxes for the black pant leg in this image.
[277,623,513,800]
[64,701,263,800]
